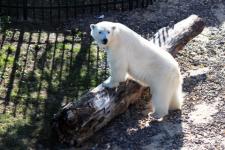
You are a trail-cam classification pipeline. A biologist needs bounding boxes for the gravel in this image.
[64,0,225,149]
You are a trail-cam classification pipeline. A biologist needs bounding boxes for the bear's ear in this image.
[112,26,116,30]
[90,24,96,30]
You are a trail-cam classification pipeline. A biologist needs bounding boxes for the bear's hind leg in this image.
[151,89,172,119]
[169,84,183,110]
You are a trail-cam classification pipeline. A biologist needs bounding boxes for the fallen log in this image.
[52,15,205,145]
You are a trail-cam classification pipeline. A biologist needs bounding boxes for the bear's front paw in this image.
[102,77,119,88]
[151,113,163,121]
[102,81,119,88]
[150,112,166,121]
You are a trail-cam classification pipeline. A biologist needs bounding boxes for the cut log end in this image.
[52,15,205,145]
[151,14,205,56]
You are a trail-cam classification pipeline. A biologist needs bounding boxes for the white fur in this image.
[90,21,183,119]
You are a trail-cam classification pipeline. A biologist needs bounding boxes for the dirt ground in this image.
[66,0,225,149]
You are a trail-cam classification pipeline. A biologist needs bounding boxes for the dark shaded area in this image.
[84,106,183,150]
[3,30,24,112]
[0,23,106,149]
[0,0,153,24]
[183,74,207,93]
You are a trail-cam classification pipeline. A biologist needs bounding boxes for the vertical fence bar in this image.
[106,0,109,12]
[146,0,149,7]
[7,0,10,17]
[98,0,101,13]
[74,0,77,17]
[146,0,149,6]
[0,0,154,24]
[136,0,139,8]
[23,0,27,20]
[50,0,52,24]
[32,0,36,21]
[104,51,108,80]
[66,0,69,20]
[96,45,99,85]
[113,0,117,10]
[82,1,85,14]
[90,0,93,13]
[57,0,61,23]
[0,0,1,15]
[129,0,133,10]
[121,0,124,11]
[141,0,144,8]
[41,0,44,23]
[16,0,19,19]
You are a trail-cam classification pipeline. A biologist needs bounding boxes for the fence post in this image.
[16,0,19,19]
[50,0,52,24]
[58,0,61,23]
[41,0,44,23]
[136,0,139,8]
[141,0,144,8]
[23,0,27,20]
[129,0,133,10]
[113,0,117,10]
[90,0,93,13]
[0,0,2,15]
[98,0,101,12]
[66,0,69,20]
[121,0,124,11]
[74,0,77,17]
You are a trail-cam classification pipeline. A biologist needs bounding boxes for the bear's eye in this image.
[99,31,102,34]
[107,31,110,34]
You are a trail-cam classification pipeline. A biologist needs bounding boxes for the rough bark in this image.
[52,14,205,145]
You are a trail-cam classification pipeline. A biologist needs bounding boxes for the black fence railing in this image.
[0,0,154,24]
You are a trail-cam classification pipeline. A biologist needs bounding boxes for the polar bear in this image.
[90,21,183,119]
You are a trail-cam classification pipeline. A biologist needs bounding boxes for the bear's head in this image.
[90,21,117,48]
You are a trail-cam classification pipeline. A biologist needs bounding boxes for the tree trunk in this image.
[52,15,205,145]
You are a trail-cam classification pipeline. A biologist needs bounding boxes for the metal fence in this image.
[0,0,154,23]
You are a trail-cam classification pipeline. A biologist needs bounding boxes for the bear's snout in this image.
[102,38,108,45]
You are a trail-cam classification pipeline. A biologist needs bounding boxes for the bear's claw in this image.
[150,112,164,121]
[102,82,119,88]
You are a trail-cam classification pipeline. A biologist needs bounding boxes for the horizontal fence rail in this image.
[0,0,154,24]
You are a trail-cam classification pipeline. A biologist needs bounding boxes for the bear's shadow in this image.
[183,73,207,93]
[74,74,207,150]
[80,105,183,149]
[75,73,207,150]
[78,74,207,149]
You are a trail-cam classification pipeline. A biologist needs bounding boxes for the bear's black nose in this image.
[102,38,108,44]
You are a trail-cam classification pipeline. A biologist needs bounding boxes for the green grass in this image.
[0,44,16,69]
[0,27,107,149]
[0,113,30,149]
